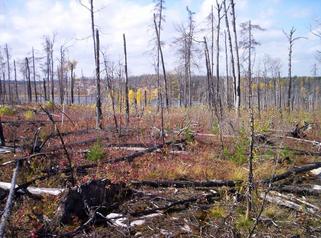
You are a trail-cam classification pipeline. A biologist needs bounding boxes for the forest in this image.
[0,0,321,237]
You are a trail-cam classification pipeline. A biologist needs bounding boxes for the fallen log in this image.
[7,139,187,194]
[0,160,20,237]
[261,162,321,184]
[271,134,321,148]
[130,179,240,188]
[271,185,321,196]
[0,182,64,196]
[261,191,320,216]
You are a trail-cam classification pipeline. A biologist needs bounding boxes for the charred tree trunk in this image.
[123,33,130,126]
[13,60,19,103]
[26,57,32,103]
[230,0,241,114]
[50,43,55,102]
[5,44,12,105]
[70,64,75,104]
[95,29,103,129]
[154,13,168,111]
[32,47,38,103]
[246,21,254,219]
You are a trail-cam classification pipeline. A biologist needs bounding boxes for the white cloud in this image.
[0,0,320,77]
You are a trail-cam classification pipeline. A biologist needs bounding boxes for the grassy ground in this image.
[0,103,320,237]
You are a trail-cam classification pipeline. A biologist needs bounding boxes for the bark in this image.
[26,57,32,103]
[5,44,12,104]
[262,162,321,184]
[131,179,239,188]
[70,64,75,104]
[95,30,103,129]
[224,0,236,109]
[32,47,38,102]
[246,20,254,219]
[260,191,320,216]
[0,160,20,237]
[0,119,5,146]
[123,33,130,126]
[153,14,169,109]
[230,0,241,113]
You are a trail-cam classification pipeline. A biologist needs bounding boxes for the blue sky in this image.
[0,0,320,77]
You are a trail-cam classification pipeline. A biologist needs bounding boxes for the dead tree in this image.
[283,27,304,112]
[204,37,213,107]
[32,47,38,102]
[215,1,224,117]
[230,0,241,113]
[223,0,236,109]
[5,44,12,104]
[240,20,264,219]
[13,60,19,103]
[123,33,130,126]
[0,118,5,146]
[154,17,169,109]
[154,0,169,108]
[25,57,32,103]
[103,56,119,133]
[0,160,20,237]
[69,61,77,104]
[95,29,103,129]
[246,21,254,219]
[186,7,195,107]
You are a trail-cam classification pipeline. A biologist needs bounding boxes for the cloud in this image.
[0,0,320,77]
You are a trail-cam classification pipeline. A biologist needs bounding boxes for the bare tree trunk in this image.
[153,14,169,110]
[95,29,103,129]
[224,31,230,108]
[123,33,130,126]
[5,44,12,105]
[13,60,19,103]
[103,58,118,133]
[284,27,304,112]
[0,118,5,146]
[26,57,32,103]
[215,1,223,120]
[70,64,75,104]
[32,47,38,103]
[246,21,254,220]
[230,0,241,114]
[2,73,7,103]
[50,42,55,102]
[224,0,237,110]
[90,0,96,61]
[204,37,212,107]
[0,160,20,237]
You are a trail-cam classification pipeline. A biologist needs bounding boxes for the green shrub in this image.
[86,140,105,162]
[235,214,253,231]
[211,121,220,135]
[24,110,35,120]
[0,106,15,116]
[44,101,55,110]
[225,128,249,165]
[209,205,227,218]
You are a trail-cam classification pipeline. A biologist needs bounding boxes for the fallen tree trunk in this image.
[0,160,20,237]
[9,139,187,196]
[0,182,64,196]
[131,179,239,188]
[271,185,321,196]
[261,162,321,184]
[261,191,320,216]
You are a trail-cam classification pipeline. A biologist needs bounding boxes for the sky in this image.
[0,0,320,78]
